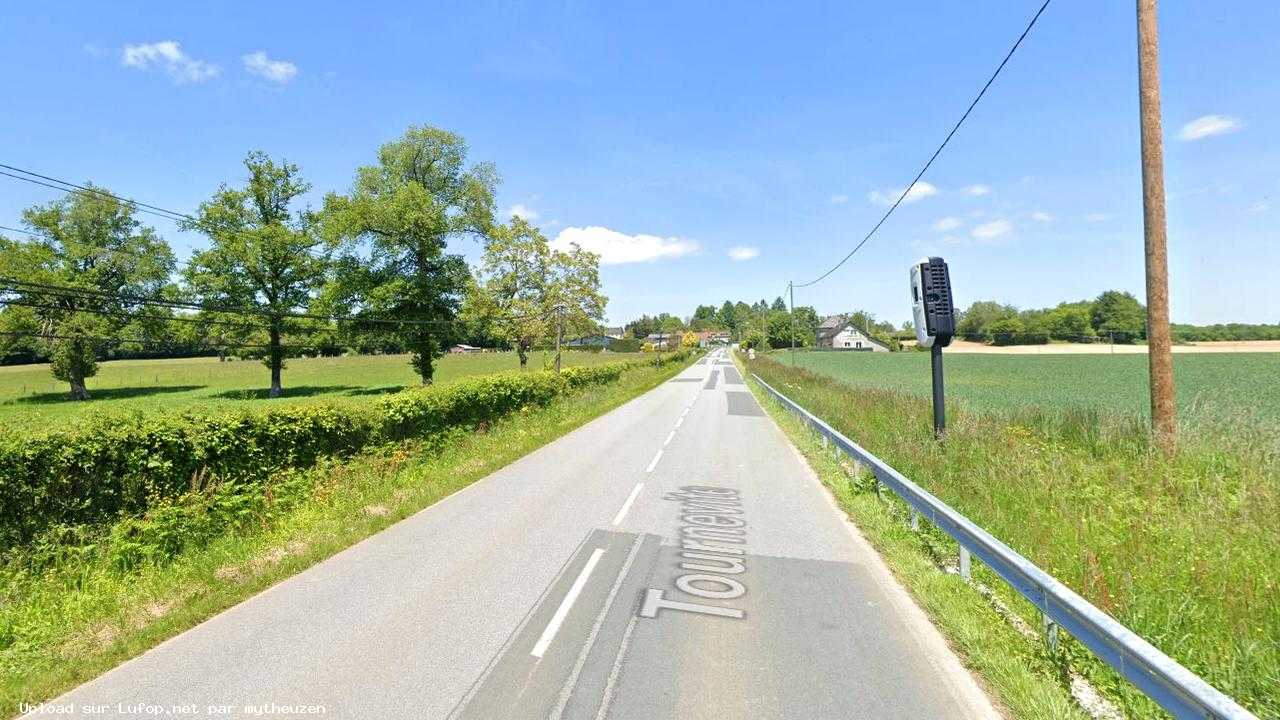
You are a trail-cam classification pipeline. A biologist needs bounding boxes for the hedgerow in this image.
[0,352,692,551]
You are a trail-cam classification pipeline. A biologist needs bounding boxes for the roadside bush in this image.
[0,358,686,551]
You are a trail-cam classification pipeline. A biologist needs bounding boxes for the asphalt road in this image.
[33,348,999,719]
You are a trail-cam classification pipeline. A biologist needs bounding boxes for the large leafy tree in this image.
[1091,290,1146,342]
[468,218,606,367]
[0,188,175,399]
[1045,301,1094,341]
[717,300,736,331]
[182,151,327,398]
[324,126,497,384]
[955,300,1018,342]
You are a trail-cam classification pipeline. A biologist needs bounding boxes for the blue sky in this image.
[1,1,1276,326]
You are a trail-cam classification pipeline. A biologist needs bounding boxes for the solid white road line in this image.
[664,431,675,446]
[532,548,606,658]
[645,449,663,473]
[594,613,640,720]
[550,535,646,720]
[611,483,644,526]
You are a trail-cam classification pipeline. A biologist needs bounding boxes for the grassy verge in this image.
[739,353,1276,719]
[1,356,693,710]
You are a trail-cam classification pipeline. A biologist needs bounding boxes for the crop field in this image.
[785,350,1280,429]
[0,351,645,425]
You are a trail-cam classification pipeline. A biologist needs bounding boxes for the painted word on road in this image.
[640,485,748,620]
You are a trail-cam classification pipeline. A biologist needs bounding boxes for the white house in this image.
[816,316,891,351]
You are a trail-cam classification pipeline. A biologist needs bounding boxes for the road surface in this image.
[33,348,999,719]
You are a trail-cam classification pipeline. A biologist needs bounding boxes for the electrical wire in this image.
[0,298,273,332]
[0,276,544,326]
[794,0,1052,289]
[0,164,191,221]
[0,223,194,268]
[0,330,325,352]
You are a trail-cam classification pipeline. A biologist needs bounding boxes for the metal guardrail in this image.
[751,373,1257,720]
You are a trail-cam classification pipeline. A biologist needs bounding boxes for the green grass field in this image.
[748,353,1278,717]
[783,350,1280,428]
[0,351,645,424]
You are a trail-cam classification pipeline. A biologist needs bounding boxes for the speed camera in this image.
[909,256,955,349]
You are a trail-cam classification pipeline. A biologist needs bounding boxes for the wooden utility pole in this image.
[554,303,564,374]
[1136,0,1176,453]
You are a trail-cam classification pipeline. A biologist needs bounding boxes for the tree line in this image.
[625,290,1276,352]
[954,291,1279,345]
[624,298,900,351]
[0,126,606,400]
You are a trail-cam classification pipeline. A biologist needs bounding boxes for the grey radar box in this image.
[909,256,955,349]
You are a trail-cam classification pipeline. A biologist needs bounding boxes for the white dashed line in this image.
[611,483,644,526]
[674,417,683,429]
[645,449,663,473]
[532,548,606,658]
[664,431,675,446]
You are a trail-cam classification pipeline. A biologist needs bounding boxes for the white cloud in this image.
[1178,114,1244,141]
[932,216,962,231]
[727,245,759,261]
[551,226,698,264]
[1248,201,1269,213]
[972,219,1013,240]
[826,194,849,205]
[1083,212,1113,223]
[869,181,939,206]
[959,184,991,196]
[242,51,297,84]
[507,204,540,221]
[122,41,219,83]
[1031,210,1053,222]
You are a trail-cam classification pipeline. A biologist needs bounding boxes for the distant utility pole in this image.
[789,282,796,366]
[1136,0,1177,453]
[554,303,565,374]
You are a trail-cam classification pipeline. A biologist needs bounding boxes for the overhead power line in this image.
[0,223,194,268]
[0,163,192,221]
[0,298,271,332]
[0,276,545,327]
[0,329,328,352]
[1,162,372,269]
[794,0,1053,289]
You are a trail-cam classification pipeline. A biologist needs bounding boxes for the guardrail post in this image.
[910,508,920,531]
[1042,613,1060,652]
[959,546,971,580]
